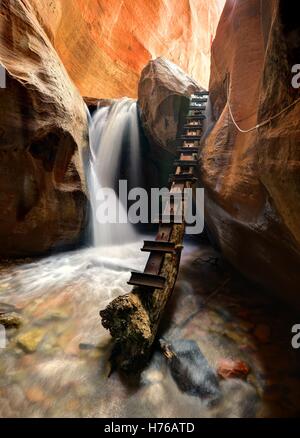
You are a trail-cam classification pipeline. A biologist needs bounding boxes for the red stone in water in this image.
[217,358,250,379]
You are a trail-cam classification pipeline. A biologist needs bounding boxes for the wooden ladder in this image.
[128,91,209,290]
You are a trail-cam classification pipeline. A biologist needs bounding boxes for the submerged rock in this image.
[161,339,221,403]
[25,386,46,404]
[0,312,24,329]
[17,328,46,353]
[217,358,250,380]
[0,0,88,257]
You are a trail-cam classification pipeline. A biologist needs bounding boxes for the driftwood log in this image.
[100,223,185,371]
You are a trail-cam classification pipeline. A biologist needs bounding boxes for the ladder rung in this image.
[128,272,166,289]
[177,147,198,153]
[189,106,206,110]
[192,91,209,96]
[191,97,208,103]
[186,115,206,120]
[174,160,197,167]
[141,240,176,254]
[182,133,201,137]
[169,173,198,183]
[182,125,203,131]
[183,124,202,129]
[188,112,205,117]
[183,128,202,133]
[179,136,201,140]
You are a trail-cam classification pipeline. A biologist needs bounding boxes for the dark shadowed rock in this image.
[0,0,88,257]
[201,0,300,304]
[138,57,204,155]
[161,339,221,404]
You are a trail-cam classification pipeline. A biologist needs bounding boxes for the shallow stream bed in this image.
[0,240,299,417]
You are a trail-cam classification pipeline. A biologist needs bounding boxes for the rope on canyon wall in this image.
[226,75,300,133]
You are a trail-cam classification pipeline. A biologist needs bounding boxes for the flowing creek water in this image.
[0,241,299,417]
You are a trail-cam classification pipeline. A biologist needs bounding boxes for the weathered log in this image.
[100,223,185,371]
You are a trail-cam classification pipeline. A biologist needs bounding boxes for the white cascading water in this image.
[87,98,141,246]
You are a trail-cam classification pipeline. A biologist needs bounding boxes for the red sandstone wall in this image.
[30,0,225,98]
[201,0,300,303]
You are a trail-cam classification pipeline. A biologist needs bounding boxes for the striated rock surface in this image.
[0,0,88,257]
[201,0,300,303]
[29,0,225,98]
[138,57,203,155]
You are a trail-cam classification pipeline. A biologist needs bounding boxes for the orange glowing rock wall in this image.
[30,0,225,98]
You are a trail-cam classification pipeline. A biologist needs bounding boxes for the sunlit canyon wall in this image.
[30,0,225,98]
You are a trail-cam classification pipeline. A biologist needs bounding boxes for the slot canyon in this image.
[0,0,299,420]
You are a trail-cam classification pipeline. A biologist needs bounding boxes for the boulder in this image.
[0,0,88,257]
[138,57,203,155]
[161,339,221,403]
[201,0,300,304]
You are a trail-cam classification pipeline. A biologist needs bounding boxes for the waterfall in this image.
[87,98,141,247]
